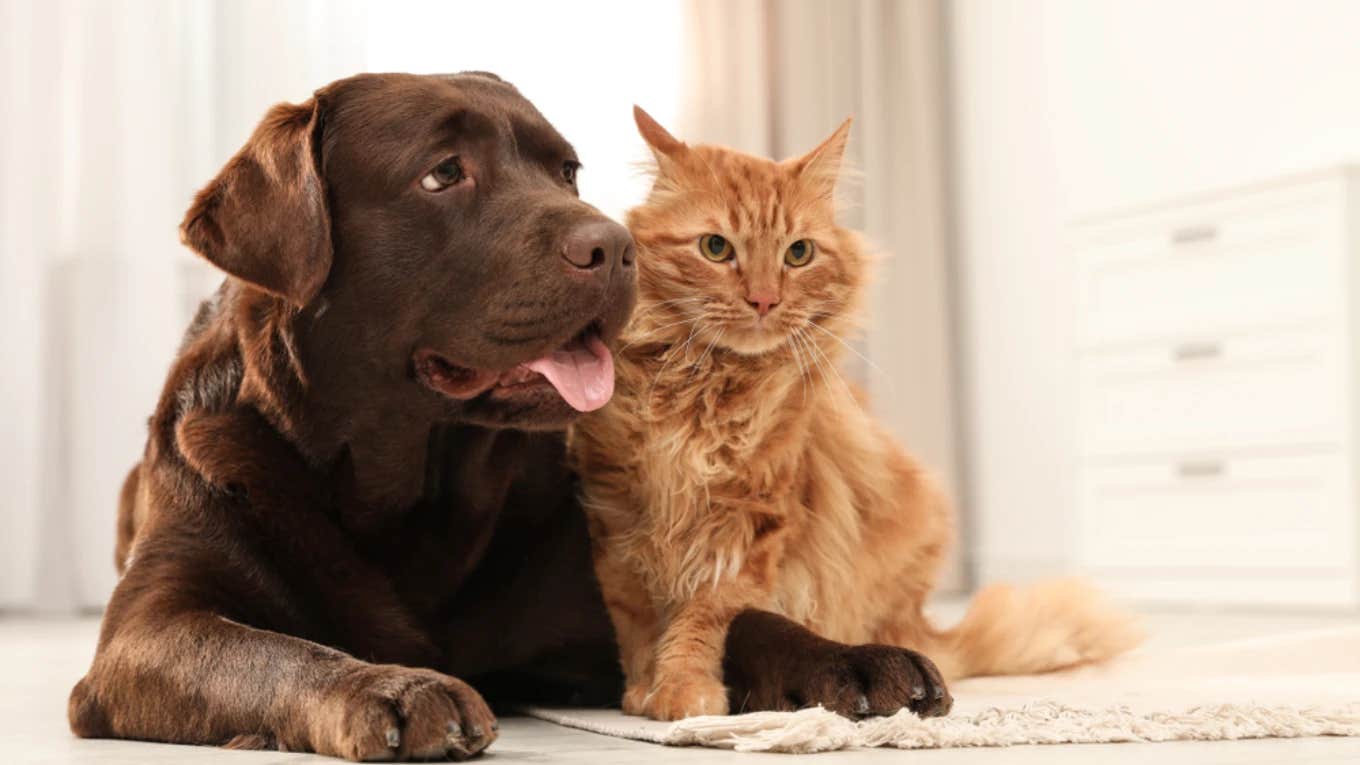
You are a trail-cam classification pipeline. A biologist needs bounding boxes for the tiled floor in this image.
[5,608,1359,764]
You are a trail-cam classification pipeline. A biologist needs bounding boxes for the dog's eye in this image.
[699,234,734,262]
[562,161,580,185]
[421,157,464,192]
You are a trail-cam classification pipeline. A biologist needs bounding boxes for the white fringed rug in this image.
[525,627,1360,753]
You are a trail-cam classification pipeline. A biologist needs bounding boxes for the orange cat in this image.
[568,108,1142,721]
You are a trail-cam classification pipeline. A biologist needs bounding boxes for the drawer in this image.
[1075,193,1346,346]
[1078,329,1346,457]
[1076,452,1356,574]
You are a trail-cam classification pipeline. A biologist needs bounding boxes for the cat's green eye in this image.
[785,239,815,267]
[699,234,734,262]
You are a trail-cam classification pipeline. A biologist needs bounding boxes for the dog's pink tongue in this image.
[524,334,615,412]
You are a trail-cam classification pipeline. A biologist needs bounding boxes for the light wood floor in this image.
[6,607,1358,764]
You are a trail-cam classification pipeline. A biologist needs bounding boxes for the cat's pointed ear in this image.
[789,117,853,198]
[180,97,332,307]
[633,105,687,160]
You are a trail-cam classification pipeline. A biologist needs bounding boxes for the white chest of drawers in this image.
[1071,167,1360,608]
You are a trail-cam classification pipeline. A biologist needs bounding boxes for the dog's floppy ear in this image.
[181,98,331,307]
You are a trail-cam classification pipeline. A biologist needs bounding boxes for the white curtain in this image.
[682,0,966,587]
[0,0,367,612]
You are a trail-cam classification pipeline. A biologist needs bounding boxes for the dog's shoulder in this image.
[136,279,334,533]
[153,282,246,438]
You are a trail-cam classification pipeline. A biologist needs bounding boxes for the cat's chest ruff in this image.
[635,359,798,455]
[604,365,806,520]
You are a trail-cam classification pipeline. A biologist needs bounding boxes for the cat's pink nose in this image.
[746,290,780,317]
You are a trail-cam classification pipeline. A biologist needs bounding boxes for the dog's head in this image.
[181,72,636,430]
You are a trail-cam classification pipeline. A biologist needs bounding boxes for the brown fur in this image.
[569,109,1143,721]
[70,73,643,760]
[73,72,925,762]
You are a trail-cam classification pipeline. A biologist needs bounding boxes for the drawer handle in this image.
[1170,224,1219,245]
[1176,460,1226,479]
[1172,342,1222,362]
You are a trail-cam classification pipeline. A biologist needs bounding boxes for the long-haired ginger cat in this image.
[568,108,1142,722]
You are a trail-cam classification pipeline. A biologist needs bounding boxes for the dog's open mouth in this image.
[414,323,615,413]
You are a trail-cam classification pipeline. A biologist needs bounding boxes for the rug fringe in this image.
[664,702,1360,753]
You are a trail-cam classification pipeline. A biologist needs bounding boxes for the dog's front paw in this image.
[724,610,952,719]
[641,674,729,720]
[310,663,497,761]
[838,644,952,718]
[734,642,951,719]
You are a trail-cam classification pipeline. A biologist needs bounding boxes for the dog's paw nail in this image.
[490,720,500,732]
[910,685,926,701]
[933,687,945,700]
[446,721,462,737]
[468,725,484,739]
[385,726,401,748]
[854,695,870,715]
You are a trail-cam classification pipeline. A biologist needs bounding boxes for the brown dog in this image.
[69,73,945,761]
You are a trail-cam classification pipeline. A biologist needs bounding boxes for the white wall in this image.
[949,0,1360,582]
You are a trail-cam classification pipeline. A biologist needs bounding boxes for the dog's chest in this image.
[351,427,546,607]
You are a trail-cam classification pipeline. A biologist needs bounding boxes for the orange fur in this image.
[569,109,1142,721]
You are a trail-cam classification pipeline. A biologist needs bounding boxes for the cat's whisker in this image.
[632,308,699,325]
[792,328,818,370]
[787,330,812,404]
[631,298,708,322]
[802,328,857,400]
[805,319,886,378]
[636,311,701,329]
[640,317,697,331]
[678,320,707,357]
[785,332,803,389]
[621,315,699,350]
[669,313,714,354]
[798,335,815,404]
[646,321,704,398]
[797,327,831,379]
[794,329,824,402]
[639,297,708,314]
[688,327,725,381]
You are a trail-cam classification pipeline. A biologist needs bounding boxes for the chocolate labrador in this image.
[68,72,948,761]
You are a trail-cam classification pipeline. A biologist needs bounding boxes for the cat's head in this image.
[626,107,864,356]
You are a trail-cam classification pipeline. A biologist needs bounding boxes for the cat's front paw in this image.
[641,675,729,720]
[621,682,651,715]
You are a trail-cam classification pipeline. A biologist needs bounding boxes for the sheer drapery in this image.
[0,0,366,612]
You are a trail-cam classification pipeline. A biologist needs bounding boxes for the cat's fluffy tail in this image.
[925,578,1145,680]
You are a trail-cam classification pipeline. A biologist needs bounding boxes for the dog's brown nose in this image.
[562,220,635,271]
